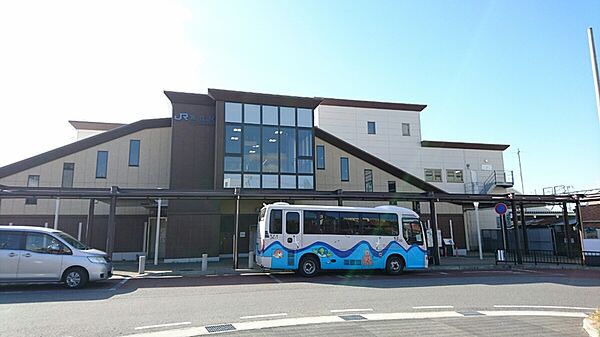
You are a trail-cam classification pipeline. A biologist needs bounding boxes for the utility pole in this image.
[517,149,525,194]
[588,27,600,125]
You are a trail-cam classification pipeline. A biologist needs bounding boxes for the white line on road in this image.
[240,313,288,319]
[438,272,449,275]
[412,306,454,309]
[267,273,282,284]
[134,322,192,330]
[493,305,596,311]
[330,308,374,313]
[110,277,131,291]
[480,310,588,318]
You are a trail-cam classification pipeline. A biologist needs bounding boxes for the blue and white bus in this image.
[255,203,427,277]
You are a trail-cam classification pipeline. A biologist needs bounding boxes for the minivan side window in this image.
[0,232,22,250]
[25,233,69,254]
[286,212,300,234]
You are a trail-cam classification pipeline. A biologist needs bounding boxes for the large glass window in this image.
[225,102,242,122]
[262,106,278,125]
[244,104,260,124]
[223,102,314,189]
[316,145,325,169]
[298,129,312,157]
[262,126,278,173]
[225,124,242,154]
[340,157,349,181]
[243,125,260,172]
[280,127,296,173]
[297,108,313,127]
[280,107,295,126]
[128,140,140,167]
[96,151,108,179]
[62,163,74,188]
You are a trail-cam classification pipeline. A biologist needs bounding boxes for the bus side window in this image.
[270,210,282,235]
[286,212,300,234]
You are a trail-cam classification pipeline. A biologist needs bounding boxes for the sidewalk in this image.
[112,255,599,279]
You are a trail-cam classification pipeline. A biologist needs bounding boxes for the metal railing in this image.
[495,249,596,266]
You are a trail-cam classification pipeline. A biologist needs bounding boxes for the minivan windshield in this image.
[56,232,90,250]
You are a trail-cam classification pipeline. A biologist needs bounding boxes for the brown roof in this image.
[0,118,171,179]
[315,128,446,194]
[207,88,321,109]
[68,120,126,131]
[421,140,509,151]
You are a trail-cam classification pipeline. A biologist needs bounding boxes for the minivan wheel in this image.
[63,267,88,289]
[386,255,404,275]
[298,255,319,277]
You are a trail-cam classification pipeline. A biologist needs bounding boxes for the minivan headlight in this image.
[88,256,107,264]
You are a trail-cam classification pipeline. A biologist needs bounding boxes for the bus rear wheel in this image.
[299,255,319,277]
[386,255,404,275]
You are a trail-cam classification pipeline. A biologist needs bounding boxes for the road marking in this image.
[1,291,24,294]
[438,272,449,275]
[110,277,131,291]
[267,273,282,284]
[363,311,462,320]
[493,305,596,311]
[413,305,454,309]
[480,310,588,318]
[462,270,510,274]
[330,308,374,313]
[134,322,192,330]
[240,313,287,320]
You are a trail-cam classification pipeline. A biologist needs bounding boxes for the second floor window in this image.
[96,151,108,179]
[62,163,74,188]
[129,140,140,167]
[424,168,442,182]
[367,121,376,134]
[402,123,411,136]
[316,145,325,169]
[364,169,373,192]
[447,169,464,183]
[340,157,349,181]
[25,175,39,205]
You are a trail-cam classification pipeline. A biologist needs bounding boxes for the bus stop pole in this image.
[233,188,240,270]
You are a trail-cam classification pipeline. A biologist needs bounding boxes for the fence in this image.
[495,249,600,266]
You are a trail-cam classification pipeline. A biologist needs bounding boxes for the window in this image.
[298,159,313,174]
[361,213,380,235]
[224,156,242,172]
[262,106,278,125]
[364,169,373,192]
[280,127,296,173]
[304,211,339,234]
[280,107,296,126]
[380,213,400,236]
[362,213,398,236]
[402,218,424,245]
[297,129,312,157]
[447,169,464,183]
[26,175,40,205]
[367,121,376,134]
[243,125,260,172]
[25,233,68,254]
[424,168,442,182]
[316,145,325,169]
[243,174,260,188]
[340,157,349,181]
[96,151,108,179]
[297,108,313,127]
[128,140,140,167]
[225,102,242,123]
[340,212,361,235]
[280,175,296,189]
[402,123,410,136]
[285,212,300,234]
[262,175,278,188]
[0,232,21,250]
[243,104,260,124]
[388,181,396,193]
[262,126,279,173]
[269,210,282,234]
[225,124,242,154]
[298,175,314,189]
[62,163,74,188]
[223,173,241,188]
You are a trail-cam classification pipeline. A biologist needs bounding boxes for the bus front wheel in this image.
[386,255,405,275]
[299,255,319,277]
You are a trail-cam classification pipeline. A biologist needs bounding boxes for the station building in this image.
[0,89,513,261]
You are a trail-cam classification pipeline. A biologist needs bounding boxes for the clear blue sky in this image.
[183,0,600,193]
[0,1,598,194]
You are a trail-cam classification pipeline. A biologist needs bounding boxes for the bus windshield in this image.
[402,218,425,246]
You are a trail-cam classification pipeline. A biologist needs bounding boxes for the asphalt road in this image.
[1,269,599,337]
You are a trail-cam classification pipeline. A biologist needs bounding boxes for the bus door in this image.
[283,211,301,268]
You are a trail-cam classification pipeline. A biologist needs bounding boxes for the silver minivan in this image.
[0,226,113,288]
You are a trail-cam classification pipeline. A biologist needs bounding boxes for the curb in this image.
[584,317,600,337]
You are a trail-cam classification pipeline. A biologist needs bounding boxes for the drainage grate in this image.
[205,324,236,333]
[339,314,367,321]
[457,311,484,317]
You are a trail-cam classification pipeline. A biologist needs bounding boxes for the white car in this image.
[0,226,113,288]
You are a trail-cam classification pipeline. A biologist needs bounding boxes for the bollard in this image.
[248,251,254,269]
[201,253,208,272]
[138,255,146,274]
